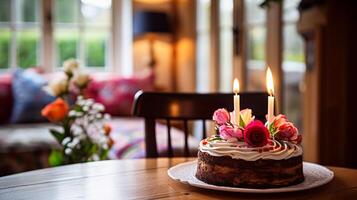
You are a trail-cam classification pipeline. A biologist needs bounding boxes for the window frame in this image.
[0,0,42,70]
[0,0,133,74]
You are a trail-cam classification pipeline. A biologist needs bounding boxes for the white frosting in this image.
[199,139,302,161]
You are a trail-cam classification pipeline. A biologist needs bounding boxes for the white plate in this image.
[167,160,334,193]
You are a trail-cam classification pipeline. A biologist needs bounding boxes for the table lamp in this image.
[133,11,172,68]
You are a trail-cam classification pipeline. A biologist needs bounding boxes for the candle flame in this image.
[266,67,274,96]
[233,78,239,94]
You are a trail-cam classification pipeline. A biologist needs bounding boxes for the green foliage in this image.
[0,0,10,22]
[50,129,65,143]
[0,31,10,68]
[49,150,63,167]
[17,32,38,68]
[57,38,77,66]
[86,39,105,67]
[0,31,106,68]
[54,0,79,23]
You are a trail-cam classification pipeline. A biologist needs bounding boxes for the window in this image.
[282,0,305,130]
[219,0,234,92]
[245,0,266,91]
[53,0,112,68]
[196,0,211,92]
[0,0,41,69]
[0,0,131,72]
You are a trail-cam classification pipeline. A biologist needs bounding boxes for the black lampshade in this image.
[133,11,172,37]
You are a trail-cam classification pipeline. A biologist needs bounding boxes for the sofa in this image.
[0,69,198,176]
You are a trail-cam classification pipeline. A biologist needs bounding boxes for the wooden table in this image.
[0,158,357,200]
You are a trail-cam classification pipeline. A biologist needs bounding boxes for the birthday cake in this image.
[195,108,304,189]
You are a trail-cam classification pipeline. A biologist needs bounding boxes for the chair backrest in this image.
[132,91,268,158]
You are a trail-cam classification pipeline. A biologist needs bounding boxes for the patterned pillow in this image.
[10,70,55,123]
[0,74,13,123]
[85,70,155,116]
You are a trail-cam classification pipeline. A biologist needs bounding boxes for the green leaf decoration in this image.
[239,115,246,128]
[209,137,224,142]
[268,121,279,137]
[50,129,65,143]
[48,150,63,166]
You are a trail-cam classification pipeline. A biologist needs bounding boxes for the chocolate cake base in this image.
[195,151,304,189]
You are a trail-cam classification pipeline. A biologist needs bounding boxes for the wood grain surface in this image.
[0,158,356,200]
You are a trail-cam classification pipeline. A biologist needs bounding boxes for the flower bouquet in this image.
[211,108,302,146]
[42,59,113,166]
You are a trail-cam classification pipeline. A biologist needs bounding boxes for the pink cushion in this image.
[0,74,13,123]
[85,70,155,116]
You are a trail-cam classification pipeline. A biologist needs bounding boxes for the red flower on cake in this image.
[219,124,243,140]
[275,122,302,144]
[213,108,230,125]
[244,120,270,147]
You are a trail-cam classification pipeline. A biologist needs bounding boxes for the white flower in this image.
[73,71,90,88]
[104,114,111,120]
[95,113,102,119]
[68,110,77,117]
[82,106,89,112]
[92,154,99,161]
[65,148,72,155]
[63,59,79,75]
[62,137,71,145]
[46,78,67,97]
[102,144,109,150]
[75,112,84,117]
[85,99,94,106]
[93,103,105,112]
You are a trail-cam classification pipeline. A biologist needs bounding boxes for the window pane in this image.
[283,24,304,62]
[219,0,233,92]
[283,23,305,130]
[197,0,210,31]
[85,31,108,67]
[283,0,300,22]
[196,0,211,92]
[16,0,39,22]
[245,0,266,91]
[81,0,112,27]
[245,0,266,24]
[55,30,79,66]
[0,29,10,68]
[0,0,11,22]
[55,0,79,23]
[17,30,40,68]
[247,27,265,61]
[246,27,266,91]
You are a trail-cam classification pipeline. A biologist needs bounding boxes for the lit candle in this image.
[233,78,240,125]
[266,67,275,124]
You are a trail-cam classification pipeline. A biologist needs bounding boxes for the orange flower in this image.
[41,98,69,122]
[103,123,112,135]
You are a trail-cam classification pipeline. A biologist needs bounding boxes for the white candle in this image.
[233,78,240,125]
[268,95,274,123]
[266,67,275,124]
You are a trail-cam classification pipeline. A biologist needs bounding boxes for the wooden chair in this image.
[132,91,268,158]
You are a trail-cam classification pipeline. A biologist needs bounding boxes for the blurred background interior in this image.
[0,0,356,176]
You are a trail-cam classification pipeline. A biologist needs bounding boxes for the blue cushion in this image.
[10,69,56,123]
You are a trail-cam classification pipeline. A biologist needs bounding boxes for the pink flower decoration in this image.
[272,114,288,129]
[219,124,243,140]
[213,108,230,125]
[244,120,270,147]
[275,122,301,144]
